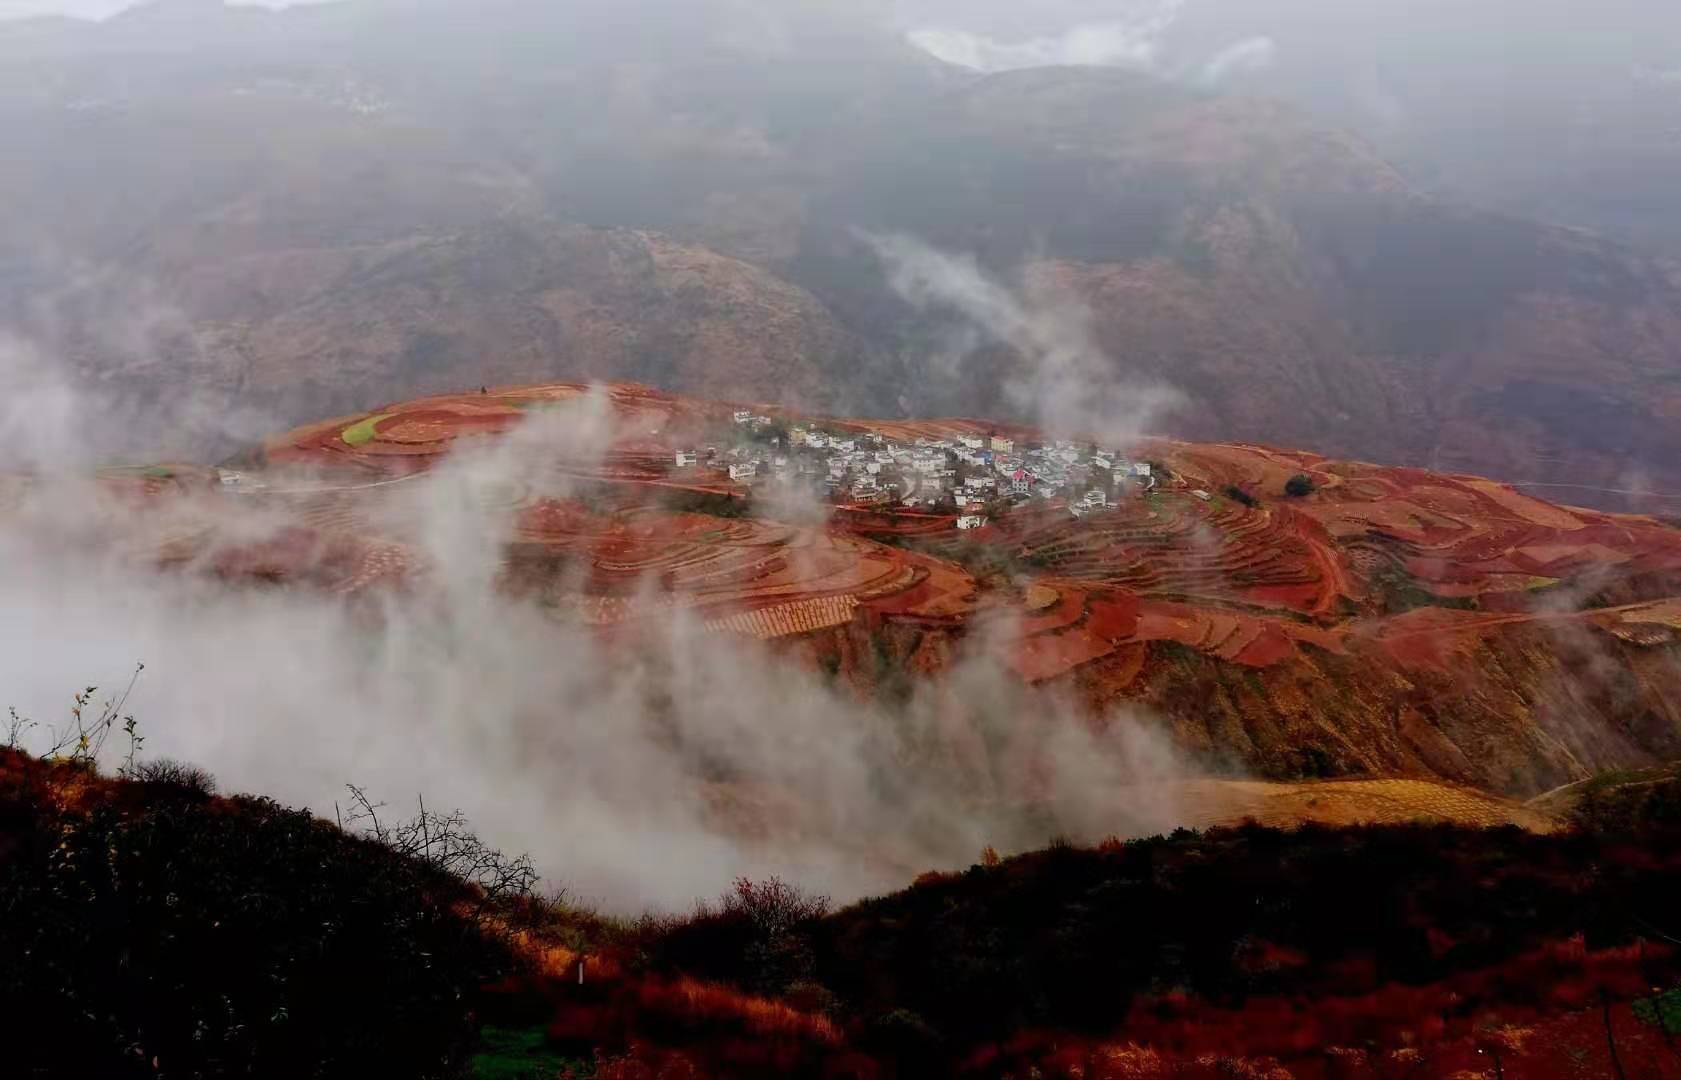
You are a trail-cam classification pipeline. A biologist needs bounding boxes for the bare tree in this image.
[5,706,34,750]
[7,664,145,763]
[341,784,538,926]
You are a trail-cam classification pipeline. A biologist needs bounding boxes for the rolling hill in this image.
[38,381,1681,808]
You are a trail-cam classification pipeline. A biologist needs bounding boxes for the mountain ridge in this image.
[4,0,1681,508]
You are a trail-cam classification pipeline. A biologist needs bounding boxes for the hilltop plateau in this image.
[28,381,1681,817]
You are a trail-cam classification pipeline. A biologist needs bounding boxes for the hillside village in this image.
[674,411,1160,528]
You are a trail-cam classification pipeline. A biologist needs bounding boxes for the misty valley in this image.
[4,1,1681,1077]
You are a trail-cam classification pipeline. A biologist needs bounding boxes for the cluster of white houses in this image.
[671,413,1158,529]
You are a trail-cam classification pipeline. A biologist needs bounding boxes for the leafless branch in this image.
[340,783,538,927]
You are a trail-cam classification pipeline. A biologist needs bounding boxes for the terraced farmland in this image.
[968,494,1335,615]
[19,382,1681,798]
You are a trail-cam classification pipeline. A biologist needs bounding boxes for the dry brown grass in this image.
[1137,777,1559,833]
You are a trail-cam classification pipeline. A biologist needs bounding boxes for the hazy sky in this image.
[0,0,1196,75]
[0,0,1215,80]
[3,0,1161,31]
[0,0,330,17]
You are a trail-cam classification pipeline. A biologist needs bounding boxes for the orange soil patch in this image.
[1230,625,1295,667]
[1126,599,1342,666]
[1132,603,1208,644]
[1085,593,1141,639]
[375,410,520,445]
[1022,583,1060,612]
[1367,598,1681,673]
[1016,583,1088,636]
[1462,476,1590,530]
[705,595,861,639]
[1002,586,1345,683]
[1609,598,1681,630]
[512,498,977,633]
[1010,628,1124,683]
[1369,608,1507,670]
[857,547,977,623]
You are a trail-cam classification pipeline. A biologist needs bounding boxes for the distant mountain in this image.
[3,0,1680,508]
[846,66,1681,500]
[201,221,863,421]
[1153,0,1681,256]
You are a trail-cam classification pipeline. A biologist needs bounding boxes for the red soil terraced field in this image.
[248,383,982,637]
[915,438,1681,625]
[30,383,1681,796]
[1145,440,1681,610]
[265,382,740,490]
[511,504,976,633]
[997,580,1347,685]
[0,464,412,595]
[806,425,1681,795]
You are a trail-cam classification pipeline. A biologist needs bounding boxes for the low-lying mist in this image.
[862,231,1183,447]
[0,379,1199,913]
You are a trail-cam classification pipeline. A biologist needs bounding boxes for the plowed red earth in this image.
[203,385,1681,650]
[252,383,979,632]
[258,381,1681,656]
[33,382,1681,795]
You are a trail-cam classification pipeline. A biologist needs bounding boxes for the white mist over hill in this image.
[0,369,1197,912]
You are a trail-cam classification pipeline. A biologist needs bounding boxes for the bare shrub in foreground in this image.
[341,784,539,924]
[129,758,218,796]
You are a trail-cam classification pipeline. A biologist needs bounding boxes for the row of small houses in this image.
[698,414,1160,527]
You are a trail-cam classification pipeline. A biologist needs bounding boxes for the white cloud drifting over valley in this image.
[861,232,1182,449]
[0,364,1202,913]
[907,18,1169,73]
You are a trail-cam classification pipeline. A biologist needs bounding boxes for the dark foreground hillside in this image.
[6,748,1681,1077]
[0,749,523,1078]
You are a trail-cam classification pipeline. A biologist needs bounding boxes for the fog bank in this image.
[0,381,1199,912]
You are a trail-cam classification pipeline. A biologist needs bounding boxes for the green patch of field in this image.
[1579,767,1647,796]
[657,489,752,519]
[1560,763,1681,833]
[101,464,176,479]
[511,399,574,413]
[1635,985,1681,1037]
[470,1026,586,1080]
[1370,566,1478,614]
[341,414,392,447]
[1154,640,1203,668]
